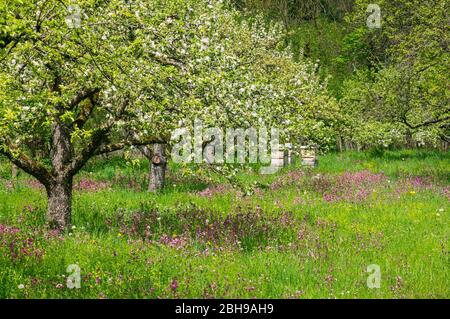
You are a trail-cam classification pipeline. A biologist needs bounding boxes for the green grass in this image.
[0,150,448,298]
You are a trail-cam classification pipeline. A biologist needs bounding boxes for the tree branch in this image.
[95,137,167,156]
[72,95,99,129]
[69,87,101,110]
[0,145,52,188]
[66,97,131,176]
[150,52,187,72]
[66,126,112,177]
[401,115,450,130]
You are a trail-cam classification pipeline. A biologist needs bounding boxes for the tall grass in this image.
[0,150,448,298]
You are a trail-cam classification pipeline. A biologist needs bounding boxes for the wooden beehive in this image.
[270,143,296,168]
[271,149,286,167]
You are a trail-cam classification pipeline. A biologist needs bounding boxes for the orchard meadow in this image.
[0,0,448,299]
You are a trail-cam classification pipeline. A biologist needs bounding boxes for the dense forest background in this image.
[232,0,449,151]
[233,0,355,95]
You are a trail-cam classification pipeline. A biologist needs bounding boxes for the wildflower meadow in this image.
[0,0,448,304]
[0,150,448,298]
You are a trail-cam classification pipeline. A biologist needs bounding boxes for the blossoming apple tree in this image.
[0,0,335,230]
[0,0,233,229]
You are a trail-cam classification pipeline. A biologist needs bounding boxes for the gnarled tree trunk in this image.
[141,144,167,192]
[47,119,74,230]
[46,176,73,230]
